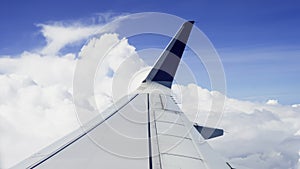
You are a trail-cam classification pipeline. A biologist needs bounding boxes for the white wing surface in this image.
[12,21,244,169]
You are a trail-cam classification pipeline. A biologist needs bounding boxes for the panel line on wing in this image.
[147,93,153,169]
[153,105,163,169]
[157,133,192,140]
[155,120,185,126]
[161,153,203,161]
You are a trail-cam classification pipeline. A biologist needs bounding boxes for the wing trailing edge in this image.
[143,21,194,88]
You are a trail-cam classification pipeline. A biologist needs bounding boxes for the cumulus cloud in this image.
[36,13,128,56]
[292,104,300,108]
[0,17,299,169]
[173,84,300,169]
[38,23,100,55]
[0,19,139,167]
[0,74,78,166]
[266,99,279,105]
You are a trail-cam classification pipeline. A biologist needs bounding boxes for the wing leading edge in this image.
[12,21,243,169]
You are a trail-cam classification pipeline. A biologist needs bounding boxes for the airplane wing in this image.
[12,21,243,169]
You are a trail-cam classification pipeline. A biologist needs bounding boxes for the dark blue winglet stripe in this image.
[151,69,173,82]
[143,21,194,88]
[167,39,186,58]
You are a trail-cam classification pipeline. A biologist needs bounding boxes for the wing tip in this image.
[188,20,195,24]
[142,20,195,88]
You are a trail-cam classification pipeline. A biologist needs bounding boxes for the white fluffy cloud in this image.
[173,84,300,169]
[0,20,138,167]
[266,99,279,105]
[38,23,100,55]
[0,18,299,169]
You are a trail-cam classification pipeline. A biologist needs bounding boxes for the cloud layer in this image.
[173,84,300,169]
[0,18,299,169]
[0,20,134,167]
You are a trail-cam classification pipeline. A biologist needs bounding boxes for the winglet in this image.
[143,21,194,88]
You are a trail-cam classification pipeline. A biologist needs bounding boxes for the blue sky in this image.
[1,0,300,104]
